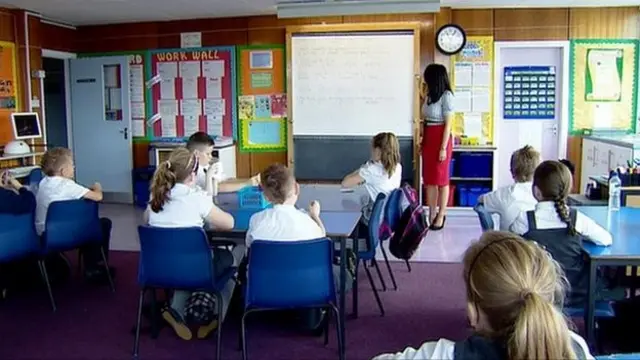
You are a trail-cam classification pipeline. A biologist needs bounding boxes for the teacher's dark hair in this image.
[423,64,452,105]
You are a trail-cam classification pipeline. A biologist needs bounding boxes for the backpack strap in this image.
[526,210,538,230]
[569,208,578,225]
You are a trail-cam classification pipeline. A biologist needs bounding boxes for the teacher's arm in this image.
[439,92,455,162]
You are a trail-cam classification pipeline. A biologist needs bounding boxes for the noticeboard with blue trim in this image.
[503,66,556,120]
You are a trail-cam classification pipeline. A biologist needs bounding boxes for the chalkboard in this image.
[290,31,415,136]
[294,135,414,182]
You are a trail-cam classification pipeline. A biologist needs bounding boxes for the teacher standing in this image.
[420,64,454,231]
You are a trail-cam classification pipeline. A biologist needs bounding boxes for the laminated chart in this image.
[146,47,237,141]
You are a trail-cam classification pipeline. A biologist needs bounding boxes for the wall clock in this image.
[436,24,467,56]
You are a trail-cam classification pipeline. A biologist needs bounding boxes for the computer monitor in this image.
[11,112,42,140]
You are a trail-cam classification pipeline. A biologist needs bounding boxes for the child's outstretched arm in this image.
[219,174,260,193]
[83,182,104,202]
[341,168,365,189]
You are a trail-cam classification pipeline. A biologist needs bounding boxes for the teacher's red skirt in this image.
[422,124,453,186]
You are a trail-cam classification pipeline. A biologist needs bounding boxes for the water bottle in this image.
[608,170,621,211]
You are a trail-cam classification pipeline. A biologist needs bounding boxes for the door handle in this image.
[120,127,128,140]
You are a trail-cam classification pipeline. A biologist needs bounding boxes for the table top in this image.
[216,183,368,213]
[578,207,640,259]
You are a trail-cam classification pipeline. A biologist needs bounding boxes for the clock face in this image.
[436,25,466,55]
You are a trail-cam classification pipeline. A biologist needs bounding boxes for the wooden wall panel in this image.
[570,7,640,39]
[494,8,569,41]
[40,22,76,52]
[0,9,14,42]
[452,9,494,36]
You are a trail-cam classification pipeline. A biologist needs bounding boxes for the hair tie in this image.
[520,290,534,301]
[164,160,171,169]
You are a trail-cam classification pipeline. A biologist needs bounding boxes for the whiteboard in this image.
[291,33,415,136]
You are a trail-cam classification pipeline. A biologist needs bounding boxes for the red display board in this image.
[146,47,237,140]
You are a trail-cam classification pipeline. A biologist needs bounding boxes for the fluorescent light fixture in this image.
[277,0,440,18]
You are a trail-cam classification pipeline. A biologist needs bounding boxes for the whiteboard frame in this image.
[286,22,422,188]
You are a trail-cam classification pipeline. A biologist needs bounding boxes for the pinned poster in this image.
[270,94,287,118]
[239,96,256,120]
[254,95,271,118]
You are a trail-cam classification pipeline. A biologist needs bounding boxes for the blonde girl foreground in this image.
[373,231,592,360]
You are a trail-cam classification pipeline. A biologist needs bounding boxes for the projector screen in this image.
[291,32,415,136]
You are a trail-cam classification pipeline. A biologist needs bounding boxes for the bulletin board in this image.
[569,39,638,135]
[503,66,557,120]
[450,36,494,145]
[145,47,237,141]
[237,45,287,152]
[81,51,148,141]
[0,41,19,145]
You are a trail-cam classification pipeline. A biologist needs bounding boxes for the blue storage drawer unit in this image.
[458,153,492,178]
[458,185,490,207]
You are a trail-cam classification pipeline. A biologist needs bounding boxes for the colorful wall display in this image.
[450,36,494,145]
[569,39,638,135]
[146,47,237,141]
[237,45,287,152]
[503,66,557,120]
[0,41,19,145]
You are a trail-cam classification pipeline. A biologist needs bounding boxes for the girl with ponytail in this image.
[341,132,402,226]
[512,160,618,306]
[145,148,236,341]
[373,231,593,360]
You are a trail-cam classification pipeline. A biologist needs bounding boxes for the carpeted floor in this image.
[0,251,470,360]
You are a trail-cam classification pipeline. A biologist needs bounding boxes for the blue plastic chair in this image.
[356,192,387,316]
[596,354,640,359]
[27,168,43,194]
[473,203,494,231]
[241,238,344,360]
[0,212,55,310]
[134,226,237,360]
[41,199,114,311]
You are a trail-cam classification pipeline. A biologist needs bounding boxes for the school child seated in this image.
[341,132,402,232]
[145,148,236,341]
[0,170,36,214]
[478,145,540,231]
[511,160,618,306]
[186,132,259,195]
[35,147,113,282]
[560,158,576,176]
[246,164,352,330]
[373,231,593,360]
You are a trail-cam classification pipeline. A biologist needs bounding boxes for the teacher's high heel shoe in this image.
[429,216,447,231]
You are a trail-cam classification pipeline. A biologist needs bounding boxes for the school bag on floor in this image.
[388,184,429,260]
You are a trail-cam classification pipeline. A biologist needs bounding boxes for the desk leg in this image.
[339,236,347,358]
[352,225,359,319]
[586,260,597,351]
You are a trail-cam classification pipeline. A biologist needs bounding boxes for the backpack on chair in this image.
[388,184,429,260]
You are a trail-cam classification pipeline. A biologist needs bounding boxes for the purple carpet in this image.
[0,252,470,360]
